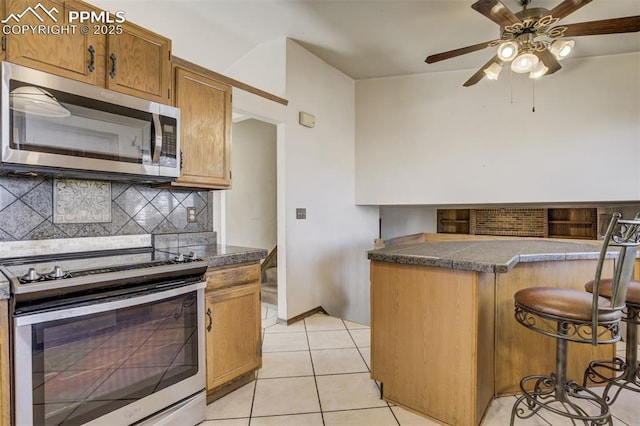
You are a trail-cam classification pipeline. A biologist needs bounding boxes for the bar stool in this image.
[510,212,640,425]
[583,278,640,403]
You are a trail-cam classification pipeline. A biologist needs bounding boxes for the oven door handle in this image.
[14,281,206,326]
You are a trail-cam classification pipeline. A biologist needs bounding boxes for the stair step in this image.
[265,267,277,283]
[261,285,277,305]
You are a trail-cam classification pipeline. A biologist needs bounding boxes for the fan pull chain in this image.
[531,77,536,113]
[510,69,514,104]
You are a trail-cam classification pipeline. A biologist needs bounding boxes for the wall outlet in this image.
[296,208,307,220]
[186,207,197,223]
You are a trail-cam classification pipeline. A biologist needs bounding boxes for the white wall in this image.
[356,53,640,205]
[282,40,379,324]
[379,206,437,240]
[226,119,277,252]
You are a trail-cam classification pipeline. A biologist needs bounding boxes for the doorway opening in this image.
[225,117,278,306]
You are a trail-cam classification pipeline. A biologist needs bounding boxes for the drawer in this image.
[206,263,260,290]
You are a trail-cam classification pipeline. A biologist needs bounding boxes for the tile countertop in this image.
[367,239,609,273]
[159,244,268,268]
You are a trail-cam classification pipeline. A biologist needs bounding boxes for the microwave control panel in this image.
[159,117,178,167]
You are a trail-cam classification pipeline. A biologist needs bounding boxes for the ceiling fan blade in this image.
[548,0,593,20]
[463,55,500,87]
[534,49,561,75]
[559,16,640,37]
[471,0,520,27]
[425,40,500,64]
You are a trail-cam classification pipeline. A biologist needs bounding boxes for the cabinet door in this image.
[172,65,232,189]
[105,21,171,103]
[205,282,261,391]
[4,0,104,85]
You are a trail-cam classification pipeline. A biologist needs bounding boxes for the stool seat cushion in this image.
[515,287,622,323]
[584,279,640,306]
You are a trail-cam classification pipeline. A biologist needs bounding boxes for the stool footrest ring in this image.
[510,374,612,425]
[584,357,640,404]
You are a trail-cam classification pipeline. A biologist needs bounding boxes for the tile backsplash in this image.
[0,176,212,241]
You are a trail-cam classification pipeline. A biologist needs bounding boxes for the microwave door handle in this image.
[152,113,162,165]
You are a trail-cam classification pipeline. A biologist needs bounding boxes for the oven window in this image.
[30,291,199,425]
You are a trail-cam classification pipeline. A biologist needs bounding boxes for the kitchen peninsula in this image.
[367,238,617,426]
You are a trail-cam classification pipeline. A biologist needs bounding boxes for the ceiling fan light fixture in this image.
[484,62,503,80]
[497,41,518,62]
[529,61,549,79]
[550,39,575,60]
[511,52,539,74]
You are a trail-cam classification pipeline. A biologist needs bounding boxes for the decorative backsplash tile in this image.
[53,179,111,224]
[0,176,212,241]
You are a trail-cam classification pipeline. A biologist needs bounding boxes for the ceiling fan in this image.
[425,0,640,87]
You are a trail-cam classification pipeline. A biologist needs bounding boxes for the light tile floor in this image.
[201,304,639,426]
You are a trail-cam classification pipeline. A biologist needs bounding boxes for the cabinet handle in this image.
[87,46,95,73]
[206,308,213,332]
[109,53,117,79]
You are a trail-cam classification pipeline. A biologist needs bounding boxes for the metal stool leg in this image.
[584,305,640,404]
[512,324,613,425]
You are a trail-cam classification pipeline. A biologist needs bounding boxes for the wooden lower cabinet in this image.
[205,263,261,401]
[370,258,616,426]
[0,301,9,426]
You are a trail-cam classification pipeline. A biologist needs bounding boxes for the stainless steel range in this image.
[1,247,208,426]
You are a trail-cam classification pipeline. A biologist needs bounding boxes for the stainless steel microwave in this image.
[1,62,180,181]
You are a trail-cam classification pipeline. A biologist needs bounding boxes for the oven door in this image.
[13,282,206,426]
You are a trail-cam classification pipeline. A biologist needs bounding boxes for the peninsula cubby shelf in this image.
[436,208,598,240]
[547,208,597,240]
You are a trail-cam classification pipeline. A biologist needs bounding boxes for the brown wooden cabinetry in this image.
[547,208,597,240]
[171,57,232,189]
[3,0,171,104]
[437,209,470,234]
[205,262,261,402]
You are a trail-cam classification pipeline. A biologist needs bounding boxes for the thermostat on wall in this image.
[299,111,315,128]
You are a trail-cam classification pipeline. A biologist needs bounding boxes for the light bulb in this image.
[550,40,575,60]
[484,63,503,80]
[529,61,549,79]
[510,53,539,74]
[497,41,518,62]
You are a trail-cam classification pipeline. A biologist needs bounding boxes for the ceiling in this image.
[106,0,640,80]
[181,0,640,79]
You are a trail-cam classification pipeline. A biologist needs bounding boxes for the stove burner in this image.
[19,268,43,283]
[44,265,70,280]
[174,252,199,263]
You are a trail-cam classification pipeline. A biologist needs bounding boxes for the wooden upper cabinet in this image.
[172,58,232,189]
[4,0,104,85]
[105,21,171,103]
[3,0,171,104]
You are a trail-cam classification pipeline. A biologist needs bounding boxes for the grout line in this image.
[247,373,258,426]
[304,317,326,426]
